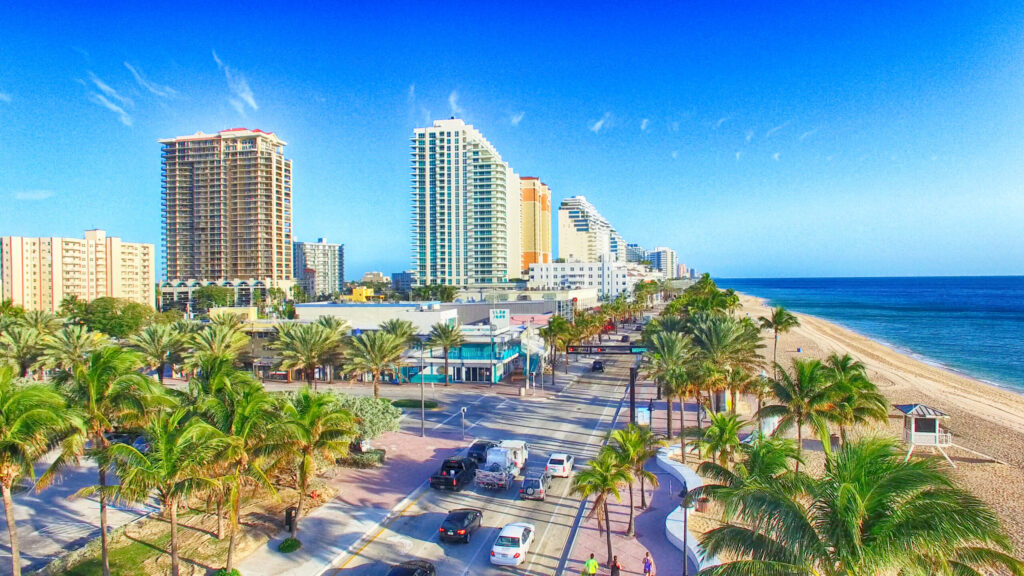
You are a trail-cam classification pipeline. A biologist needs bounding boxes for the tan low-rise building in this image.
[1,229,156,312]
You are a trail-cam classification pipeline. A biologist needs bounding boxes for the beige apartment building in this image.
[519,177,552,274]
[0,229,156,312]
[160,128,293,285]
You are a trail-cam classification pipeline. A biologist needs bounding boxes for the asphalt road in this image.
[326,351,634,576]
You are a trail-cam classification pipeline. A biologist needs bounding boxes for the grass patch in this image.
[65,532,170,576]
[391,398,439,409]
[338,449,387,468]
[278,537,302,553]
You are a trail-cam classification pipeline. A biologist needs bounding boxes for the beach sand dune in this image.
[737,294,1024,555]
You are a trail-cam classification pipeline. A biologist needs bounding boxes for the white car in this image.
[490,522,535,566]
[545,453,574,477]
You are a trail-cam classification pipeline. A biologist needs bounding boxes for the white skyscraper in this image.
[294,238,345,298]
[411,119,521,286]
[557,196,626,262]
[648,246,679,279]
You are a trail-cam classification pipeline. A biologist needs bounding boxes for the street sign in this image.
[567,345,648,355]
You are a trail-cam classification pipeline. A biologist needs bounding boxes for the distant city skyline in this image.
[1,2,1023,278]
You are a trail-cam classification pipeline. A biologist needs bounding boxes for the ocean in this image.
[715,277,1024,393]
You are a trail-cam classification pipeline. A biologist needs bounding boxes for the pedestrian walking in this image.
[642,551,654,575]
[584,553,600,575]
[610,555,622,576]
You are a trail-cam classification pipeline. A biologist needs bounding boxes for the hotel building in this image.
[519,177,552,274]
[527,260,660,300]
[648,246,679,279]
[160,128,293,285]
[410,118,521,287]
[294,238,345,298]
[557,195,626,262]
[1,229,155,312]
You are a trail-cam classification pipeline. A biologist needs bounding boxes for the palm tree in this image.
[272,388,355,539]
[129,324,185,384]
[758,306,800,379]
[698,437,1023,576]
[19,310,62,334]
[643,330,691,440]
[315,316,351,382]
[185,324,250,370]
[572,448,631,565]
[687,312,764,417]
[348,332,406,400]
[380,319,419,384]
[693,434,803,521]
[38,325,109,373]
[272,323,341,389]
[426,322,464,387]
[0,368,76,576]
[824,353,888,444]
[741,373,774,433]
[696,411,750,468]
[539,316,569,384]
[101,408,224,576]
[608,424,664,535]
[0,325,43,378]
[758,358,836,470]
[47,347,161,576]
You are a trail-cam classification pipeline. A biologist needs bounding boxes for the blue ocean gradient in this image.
[716,277,1024,393]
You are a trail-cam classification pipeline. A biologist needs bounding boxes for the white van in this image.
[498,440,529,470]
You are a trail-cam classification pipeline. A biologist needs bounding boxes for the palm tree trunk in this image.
[168,497,180,576]
[626,482,635,536]
[443,350,450,386]
[291,486,304,540]
[840,425,848,446]
[307,366,315,391]
[665,393,673,440]
[679,394,687,464]
[604,499,614,565]
[795,423,803,473]
[226,497,238,571]
[730,388,738,415]
[756,393,764,434]
[216,497,224,539]
[3,483,21,576]
[98,467,110,576]
[639,470,648,510]
[157,361,166,385]
[772,332,779,380]
[373,371,380,399]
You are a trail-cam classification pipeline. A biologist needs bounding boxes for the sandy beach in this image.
[735,293,1024,555]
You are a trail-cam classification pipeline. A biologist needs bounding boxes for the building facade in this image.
[527,261,658,299]
[411,118,521,287]
[557,196,625,263]
[160,128,293,285]
[391,270,415,293]
[294,238,344,298]
[519,177,552,274]
[647,246,679,279]
[625,243,648,263]
[1,230,155,312]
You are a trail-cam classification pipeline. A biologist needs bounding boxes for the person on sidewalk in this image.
[610,555,622,576]
[584,553,599,575]
[642,551,655,575]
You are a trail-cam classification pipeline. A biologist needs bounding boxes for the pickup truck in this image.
[430,458,477,491]
[475,441,530,490]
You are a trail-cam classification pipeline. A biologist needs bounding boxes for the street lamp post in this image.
[679,486,696,576]
[420,338,426,438]
[460,406,467,440]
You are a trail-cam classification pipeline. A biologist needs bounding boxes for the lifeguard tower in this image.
[895,403,954,467]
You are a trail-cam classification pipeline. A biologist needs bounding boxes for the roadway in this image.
[325,348,636,576]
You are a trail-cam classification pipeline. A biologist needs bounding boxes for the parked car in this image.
[439,508,483,543]
[429,457,477,491]
[387,560,436,576]
[545,453,575,478]
[519,472,551,501]
[490,523,536,566]
[468,440,497,463]
[620,334,630,343]
[592,360,604,372]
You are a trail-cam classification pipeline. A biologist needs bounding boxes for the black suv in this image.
[468,440,497,463]
[439,508,483,543]
[592,360,605,372]
[387,560,436,576]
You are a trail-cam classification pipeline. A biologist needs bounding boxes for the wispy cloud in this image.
[715,116,730,129]
[745,129,754,143]
[124,62,177,98]
[510,111,525,126]
[448,90,463,116]
[735,151,742,161]
[589,112,611,134]
[88,72,132,108]
[799,128,818,141]
[640,118,649,131]
[84,72,132,125]
[213,50,257,113]
[766,122,789,138]
[408,84,416,102]
[0,92,10,103]
[671,151,678,159]
[772,152,781,161]
[89,93,132,126]
[14,190,54,201]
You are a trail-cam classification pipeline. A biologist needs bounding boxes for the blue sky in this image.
[2,1,1023,278]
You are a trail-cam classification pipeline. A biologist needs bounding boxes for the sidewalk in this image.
[565,374,697,575]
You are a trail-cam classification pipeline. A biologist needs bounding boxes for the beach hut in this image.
[895,403,954,467]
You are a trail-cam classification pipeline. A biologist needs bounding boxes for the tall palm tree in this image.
[347,331,406,398]
[185,324,250,370]
[38,325,109,373]
[380,319,418,384]
[315,316,351,382]
[643,330,691,440]
[608,424,664,535]
[129,323,185,384]
[698,437,1023,576]
[687,312,764,416]
[272,323,341,389]
[824,353,887,444]
[758,306,800,379]
[271,388,355,539]
[100,408,224,576]
[692,434,803,521]
[426,322,464,387]
[0,325,43,378]
[19,310,62,334]
[758,358,837,470]
[539,315,570,383]
[696,411,750,468]
[0,368,76,576]
[572,448,631,565]
[46,347,161,576]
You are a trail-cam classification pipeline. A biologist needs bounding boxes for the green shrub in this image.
[212,569,242,576]
[391,399,439,410]
[337,449,386,468]
[278,538,302,553]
